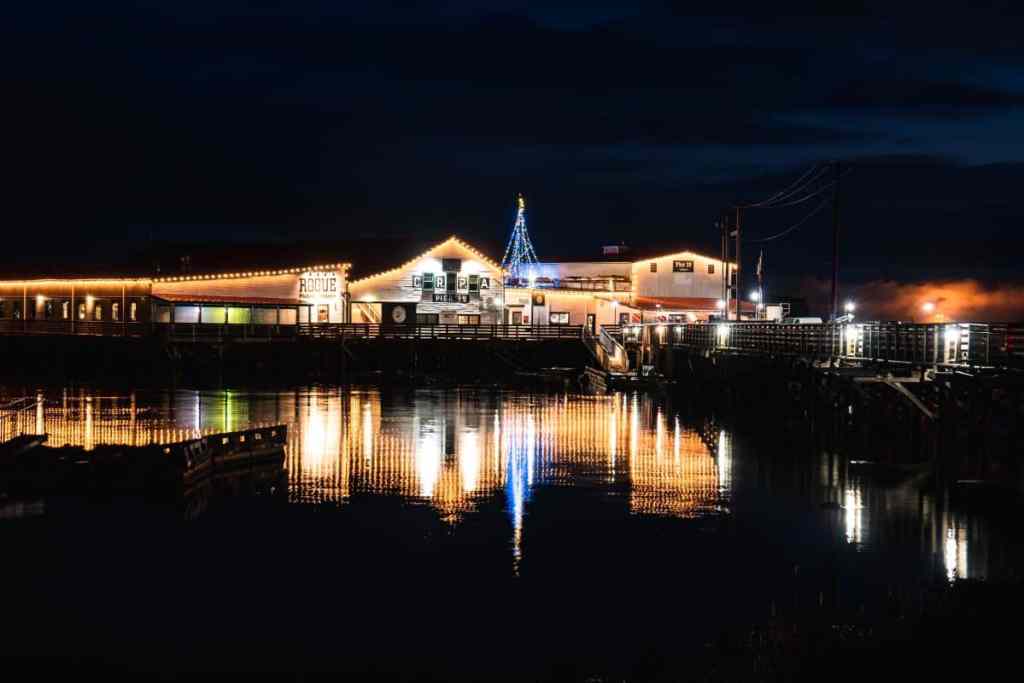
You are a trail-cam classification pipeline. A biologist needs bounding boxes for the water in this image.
[2,386,1021,677]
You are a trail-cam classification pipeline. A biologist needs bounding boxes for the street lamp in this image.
[844,301,855,313]
[749,291,761,302]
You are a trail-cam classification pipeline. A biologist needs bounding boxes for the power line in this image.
[760,167,852,208]
[741,163,830,209]
[748,196,832,243]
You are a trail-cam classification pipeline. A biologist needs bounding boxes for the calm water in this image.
[3,386,1021,676]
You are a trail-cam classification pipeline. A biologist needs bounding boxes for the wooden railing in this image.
[0,319,149,337]
[294,323,585,341]
[632,321,1024,369]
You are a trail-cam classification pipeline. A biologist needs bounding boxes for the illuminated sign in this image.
[432,293,470,303]
[299,271,341,301]
[673,260,694,273]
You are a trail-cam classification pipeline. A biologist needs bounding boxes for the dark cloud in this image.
[4,2,1024,293]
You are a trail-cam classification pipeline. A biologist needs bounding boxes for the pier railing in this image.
[633,321,1024,369]
[293,323,585,341]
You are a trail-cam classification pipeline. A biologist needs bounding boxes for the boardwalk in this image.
[623,321,1024,371]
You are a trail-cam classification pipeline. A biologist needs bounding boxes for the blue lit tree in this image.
[501,193,539,282]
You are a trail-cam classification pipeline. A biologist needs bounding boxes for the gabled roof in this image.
[349,236,503,286]
[153,262,348,284]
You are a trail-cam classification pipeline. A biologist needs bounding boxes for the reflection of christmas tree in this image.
[501,193,539,282]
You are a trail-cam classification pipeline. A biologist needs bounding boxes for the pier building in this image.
[348,237,505,325]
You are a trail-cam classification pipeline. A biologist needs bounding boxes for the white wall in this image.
[153,270,348,322]
[503,288,625,328]
[631,252,728,299]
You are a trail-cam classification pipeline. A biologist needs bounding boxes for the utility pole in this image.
[735,207,742,321]
[720,215,728,315]
[831,160,841,320]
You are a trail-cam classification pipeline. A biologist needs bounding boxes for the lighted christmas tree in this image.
[501,193,540,282]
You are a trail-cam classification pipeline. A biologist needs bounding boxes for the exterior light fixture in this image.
[844,301,856,313]
[715,299,726,310]
[922,301,935,313]
[749,291,760,302]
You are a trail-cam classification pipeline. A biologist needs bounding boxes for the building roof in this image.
[538,242,733,267]
[153,293,303,306]
[349,235,504,285]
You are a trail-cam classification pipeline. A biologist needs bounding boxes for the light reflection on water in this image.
[1,386,1006,582]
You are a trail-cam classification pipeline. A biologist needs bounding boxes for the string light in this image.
[501,194,539,281]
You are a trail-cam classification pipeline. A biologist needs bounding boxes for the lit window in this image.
[130,302,137,321]
[549,312,570,325]
[457,314,480,325]
[78,303,86,320]
[62,301,69,319]
[112,302,120,321]
[708,263,715,274]
[94,304,103,321]
[650,262,657,273]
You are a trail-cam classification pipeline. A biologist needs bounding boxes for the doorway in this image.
[511,310,523,325]
[586,313,596,334]
[317,304,330,322]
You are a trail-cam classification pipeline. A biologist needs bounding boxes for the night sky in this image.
[8,3,1024,316]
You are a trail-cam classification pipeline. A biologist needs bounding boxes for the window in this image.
[13,302,22,320]
[45,301,54,319]
[78,303,86,320]
[417,313,439,325]
[412,275,423,288]
[673,260,694,273]
[457,314,480,325]
[707,263,715,274]
[442,258,462,272]
[130,302,138,321]
[549,312,570,325]
[112,302,120,321]
[618,312,630,325]
[649,262,658,273]
[480,277,490,290]
[422,273,434,290]
[94,304,103,321]
[468,274,480,292]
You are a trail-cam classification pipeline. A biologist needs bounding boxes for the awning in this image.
[153,293,304,306]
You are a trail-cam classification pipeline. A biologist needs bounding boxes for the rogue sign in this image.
[299,271,340,300]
